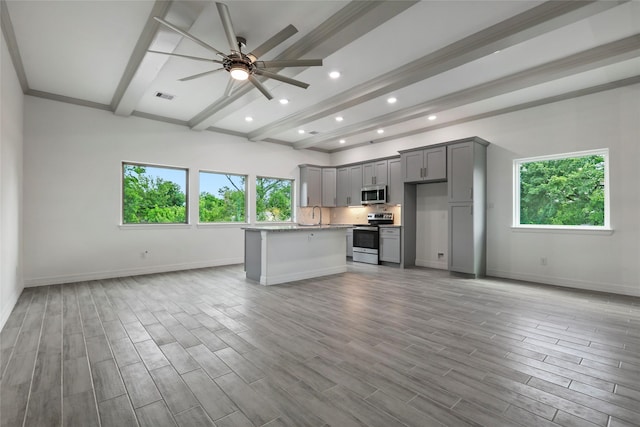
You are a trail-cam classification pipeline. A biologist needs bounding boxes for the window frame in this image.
[512,148,610,231]
[255,175,294,223]
[121,161,189,225]
[198,170,248,225]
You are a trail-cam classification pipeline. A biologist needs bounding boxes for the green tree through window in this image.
[256,177,292,222]
[123,163,187,224]
[199,172,246,222]
[515,150,608,227]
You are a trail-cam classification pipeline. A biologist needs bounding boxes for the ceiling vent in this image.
[155,92,175,100]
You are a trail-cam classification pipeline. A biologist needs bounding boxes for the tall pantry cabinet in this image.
[447,139,487,277]
[400,136,488,277]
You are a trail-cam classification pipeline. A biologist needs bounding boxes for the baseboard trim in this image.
[1,285,23,330]
[259,265,347,286]
[486,269,640,298]
[415,259,448,270]
[23,258,244,287]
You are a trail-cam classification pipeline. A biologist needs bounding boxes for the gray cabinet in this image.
[401,146,446,183]
[363,160,388,186]
[336,164,362,206]
[387,157,402,205]
[447,139,487,277]
[346,228,353,258]
[299,165,322,207]
[380,227,401,263]
[448,143,474,202]
[322,168,336,207]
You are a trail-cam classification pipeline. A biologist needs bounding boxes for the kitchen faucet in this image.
[312,206,322,225]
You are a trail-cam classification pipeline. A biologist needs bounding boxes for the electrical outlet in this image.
[540,257,547,266]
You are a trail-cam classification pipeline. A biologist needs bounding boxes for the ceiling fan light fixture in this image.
[230,64,249,80]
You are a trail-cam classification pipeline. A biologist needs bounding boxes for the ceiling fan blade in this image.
[154,17,225,57]
[148,50,223,64]
[256,59,323,68]
[248,24,298,61]
[178,68,224,82]
[223,78,236,97]
[254,69,309,89]
[248,75,273,100]
[216,2,239,53]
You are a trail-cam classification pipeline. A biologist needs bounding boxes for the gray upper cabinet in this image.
[299,165,322,207]
[448,143,474,203]
[322,168,337,207]
[387,157,402,205]
[336,164,363,206]
[401,146,446,183]
[363,160,388,186]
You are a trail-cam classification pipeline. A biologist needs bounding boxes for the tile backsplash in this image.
[297,205,401,225]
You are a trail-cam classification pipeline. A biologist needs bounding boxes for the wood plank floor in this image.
[1,263,639,427]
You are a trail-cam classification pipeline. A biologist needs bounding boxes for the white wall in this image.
[415,182,448,270]
[332,85,640,297]
[1,32,25,329]
[23,97,329,286]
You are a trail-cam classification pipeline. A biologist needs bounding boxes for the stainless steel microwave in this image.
[361,185,387,205]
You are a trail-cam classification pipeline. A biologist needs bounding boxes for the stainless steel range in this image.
[352,212,393,265]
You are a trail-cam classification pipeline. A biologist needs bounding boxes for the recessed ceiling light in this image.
[329,71,340,79]
[494,50,501,54]
[339,139,346,144]
[387,97,397,104]
[279,98,289,105]
[428,115,437,121]
[335,116,343,122]
[298,129,305,134]
[245,116,253,122]
[377,129,384,134]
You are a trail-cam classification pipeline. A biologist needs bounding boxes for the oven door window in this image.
[353,229,379,250]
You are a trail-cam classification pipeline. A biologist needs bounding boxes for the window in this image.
[199,171,246,223]
[514,149,609,229]
[256,176,293,222]
[122,163,187,224]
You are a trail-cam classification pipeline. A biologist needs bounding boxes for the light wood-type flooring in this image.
[1,263,640,427]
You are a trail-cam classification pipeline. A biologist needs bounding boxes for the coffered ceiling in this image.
[2,1,639,152]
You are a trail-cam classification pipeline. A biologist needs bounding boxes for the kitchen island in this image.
[243,225,350,285]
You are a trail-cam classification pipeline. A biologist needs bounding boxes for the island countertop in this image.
[242,224,353,232]
[243,225,348,285]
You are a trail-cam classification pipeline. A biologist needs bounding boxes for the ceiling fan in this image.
[149,2,323,100]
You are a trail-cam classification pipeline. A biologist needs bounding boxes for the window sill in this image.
[511,225,613,236]
[197,222,248,229]
[119,224,192,230]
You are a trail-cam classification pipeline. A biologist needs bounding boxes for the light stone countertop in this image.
[242,224,354,232]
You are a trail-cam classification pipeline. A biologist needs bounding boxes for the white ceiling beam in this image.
[294,34,640,149]
[249,0,628,145]
[188,0,419,131]
[112,0,207,116]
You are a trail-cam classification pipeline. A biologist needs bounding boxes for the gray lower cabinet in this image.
[448,204,475,274]
[346,228,353,257]
[379,227,401,263]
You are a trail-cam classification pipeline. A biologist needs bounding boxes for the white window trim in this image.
[512,148,611,231]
